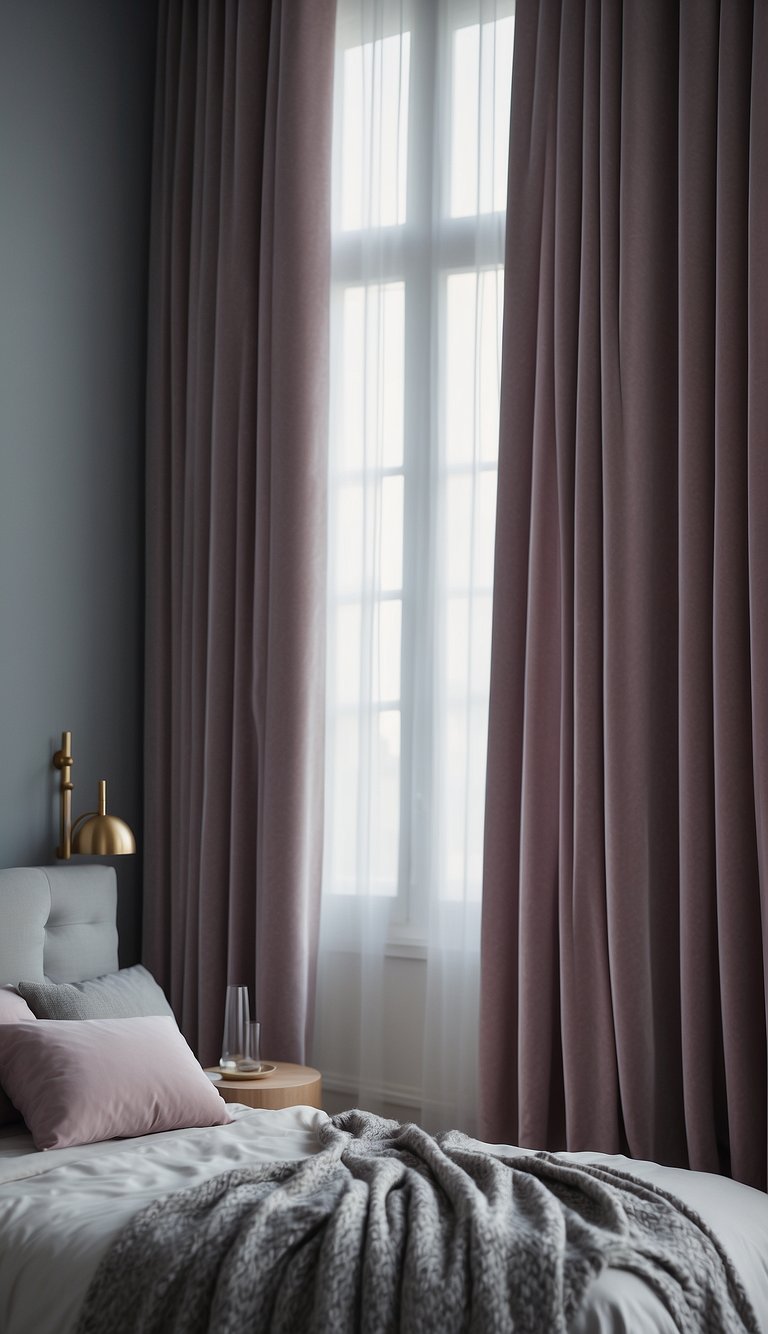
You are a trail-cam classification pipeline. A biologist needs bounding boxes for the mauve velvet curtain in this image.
[143,0,335,1066]
[481,0,768,1188]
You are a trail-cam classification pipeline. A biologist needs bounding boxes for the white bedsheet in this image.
[0,1106,766,1333]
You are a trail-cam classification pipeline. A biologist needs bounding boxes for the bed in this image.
[0,865,766,1333]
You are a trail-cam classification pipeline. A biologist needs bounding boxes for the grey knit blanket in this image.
[75,1110,758,1334]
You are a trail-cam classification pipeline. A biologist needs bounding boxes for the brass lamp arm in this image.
[52,734,134,860]
[53,731,75,860]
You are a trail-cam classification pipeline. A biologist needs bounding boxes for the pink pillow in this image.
[0,987,36,1126]
[0,988,36,1024]
[0,1016,232,1150]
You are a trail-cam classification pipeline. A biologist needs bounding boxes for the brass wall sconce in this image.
[52,730,136,860]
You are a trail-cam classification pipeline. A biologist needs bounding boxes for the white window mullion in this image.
[393,0,439,933]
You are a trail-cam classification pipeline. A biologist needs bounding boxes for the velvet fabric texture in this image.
[143,0,334,1066]
[480,0,768,1188]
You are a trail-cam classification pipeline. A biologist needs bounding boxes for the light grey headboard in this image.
[0,865,118,986]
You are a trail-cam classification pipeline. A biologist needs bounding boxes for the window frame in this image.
[324,0,513,945]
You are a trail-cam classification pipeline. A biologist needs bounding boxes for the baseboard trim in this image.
[321,1071,423,1112]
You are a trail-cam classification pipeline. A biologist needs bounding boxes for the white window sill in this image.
[384,936,427,961]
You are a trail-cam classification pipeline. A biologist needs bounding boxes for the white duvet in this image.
[0,1104,766,1333]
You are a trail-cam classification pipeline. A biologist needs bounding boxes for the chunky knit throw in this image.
[75,1109,759,1333]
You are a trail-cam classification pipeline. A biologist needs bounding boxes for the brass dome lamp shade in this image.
[52,730,136,860]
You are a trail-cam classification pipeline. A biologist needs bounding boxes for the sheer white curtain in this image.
[311,0,514,1134]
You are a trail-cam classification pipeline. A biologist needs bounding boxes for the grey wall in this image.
[0,1,157,964]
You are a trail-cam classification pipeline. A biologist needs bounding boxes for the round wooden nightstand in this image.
[206,1061,322,1111]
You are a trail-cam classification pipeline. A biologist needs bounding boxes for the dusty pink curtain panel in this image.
[143,0,335,1066]
[481,0,768,1188]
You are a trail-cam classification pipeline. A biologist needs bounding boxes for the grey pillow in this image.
[17,965,174,1022]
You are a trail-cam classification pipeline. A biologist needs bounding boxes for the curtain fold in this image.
[143,0,335,1067]
[481,0,768,1188]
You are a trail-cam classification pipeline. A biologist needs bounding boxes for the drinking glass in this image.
[239,1021,261,1073]
[220,985,250,1070]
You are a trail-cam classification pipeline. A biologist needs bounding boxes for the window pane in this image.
[475,470,498,585]
[445,596,470,695]
[335,484,364,593]
[332,477,403,625]
[341,33,411,230]
[442,594,490,699]
[339,283,405,472]
[445,475,472,589]
[478,269,504,464]
[438,702,489,902]
[450,17,514,218]
[330,712,360,892]
[445,269,503,466]
[380,474,404,590]
[470,592,494,688]
[443,471,498,595]
[373,598,402,703]
[444,592,494,699]
[450,23,480,220]
[335,603,362,706]
[327,706,401,897]
[374,284,405,468]
[370,709,401,893]
[339,287,365,472]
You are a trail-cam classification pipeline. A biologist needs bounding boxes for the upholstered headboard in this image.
[0,865,118,986]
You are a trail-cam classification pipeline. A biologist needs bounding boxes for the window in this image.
[324,0,514,937]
